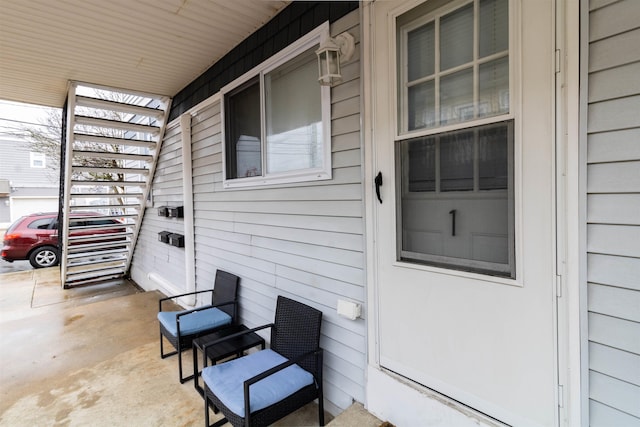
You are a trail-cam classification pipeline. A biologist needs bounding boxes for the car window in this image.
[28,218,54,230]
[86,219,119,226]
[6,217,25,233]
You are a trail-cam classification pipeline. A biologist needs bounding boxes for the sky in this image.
[0,100,60,140]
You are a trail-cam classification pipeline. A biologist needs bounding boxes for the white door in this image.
[371,0,558,426]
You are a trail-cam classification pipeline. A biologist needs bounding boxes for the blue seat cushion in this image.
[157,307,232,337]
[202,349,314,416]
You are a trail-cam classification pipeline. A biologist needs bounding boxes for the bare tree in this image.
[19,90,149,207]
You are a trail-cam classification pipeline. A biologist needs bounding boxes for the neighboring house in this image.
[2,1,639,426]
[0,137,58,225]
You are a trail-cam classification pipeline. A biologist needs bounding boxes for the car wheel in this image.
[29,246,59,268]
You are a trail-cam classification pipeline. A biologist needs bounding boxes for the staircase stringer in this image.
[123,97,172,274]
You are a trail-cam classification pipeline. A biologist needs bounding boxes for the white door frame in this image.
[361,0,583,425]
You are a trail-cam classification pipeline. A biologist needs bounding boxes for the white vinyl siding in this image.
[131,124,187,291]
[586,0,640,425]
[189,12,364,415]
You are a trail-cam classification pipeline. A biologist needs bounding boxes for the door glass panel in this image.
[408,80,435,130]
[397,121,514,276]
[479,0,509,58]
[408,22,435,81]
[440,130,474,192]
[479,57,509,118]
[479,124,508,190]
[440,68,473,125]
[406,137,436,192]
[440,3,474,71]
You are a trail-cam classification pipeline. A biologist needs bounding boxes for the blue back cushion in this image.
[202,349,314,416]
[157,307,232,336]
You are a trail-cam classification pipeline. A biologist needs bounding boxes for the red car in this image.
[1,212,125,268]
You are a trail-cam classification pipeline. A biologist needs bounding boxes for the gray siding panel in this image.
[587,1,640,424]
[588,283,640,322]
[187,12,365,414]
[131,123,187,292]
[587,194,640,225]
[589,342,640,387]
[588,62,640,103]
[589,371,640,418]
[588,129,640,163]
[589,0,640,42]
[590,400,640,427]
[587,253,640,291]
[589,28,640,73]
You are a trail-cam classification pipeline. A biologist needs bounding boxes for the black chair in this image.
[158,269,239,383]
[202,295,324,427]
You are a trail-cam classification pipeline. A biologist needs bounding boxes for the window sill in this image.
[391,260,522,288]
[222,170,332,190]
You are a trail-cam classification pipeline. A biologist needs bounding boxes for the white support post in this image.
[60,83,77,287]
[180,114,196,306]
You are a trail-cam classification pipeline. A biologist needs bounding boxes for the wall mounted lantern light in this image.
[316,32,355,86]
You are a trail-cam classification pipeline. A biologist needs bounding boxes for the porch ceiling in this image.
[0,0,290,108]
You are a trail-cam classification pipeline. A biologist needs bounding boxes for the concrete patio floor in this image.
[0,267,383,426]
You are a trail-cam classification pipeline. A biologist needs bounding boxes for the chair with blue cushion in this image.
[158,269,239,383]
[202,295,324,427]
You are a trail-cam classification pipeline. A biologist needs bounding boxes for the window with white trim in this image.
[222,24,331,188]
[396,0,515,277]
[30,152,46,168]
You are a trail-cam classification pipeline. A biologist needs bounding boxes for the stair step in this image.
[67,262,127,275]
[69,192,144,199]
[70,203,141,210]
[71,180,147,187]
[67,241,130,254]
[67,245,129,260]
[75,96,165,121]
[74,133,157,150]
[74,115,160,136]
[69,223,130,231]
[72,166,149,175]
[67,258,126,273]
[68,213,139,221]
[67,257,127,268]
[73,150,153,163]
[66,269,127,283]
[68,232,132,243]
[65,273,127,287]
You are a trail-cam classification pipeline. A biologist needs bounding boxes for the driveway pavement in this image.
[0,259,31,274]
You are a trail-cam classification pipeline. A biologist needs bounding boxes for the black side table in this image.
[192,324,266,396]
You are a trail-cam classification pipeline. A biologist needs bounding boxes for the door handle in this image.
[374,172,383,204]
[449,209,456,236]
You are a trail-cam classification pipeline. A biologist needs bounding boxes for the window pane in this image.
[408,80,435,130]
[479,122,509,190]
[479,0,509,58]
[408,22,435,81]
[479,57,509,117]
[440,68,473,125]
[265,48,322,174]
[440,3,473,71]
[225,78,261,179]
[440,129,474,192]
[397,121,514,276]
[404,137,436,192]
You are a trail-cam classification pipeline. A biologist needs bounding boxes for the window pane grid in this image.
[401,0,509,134]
